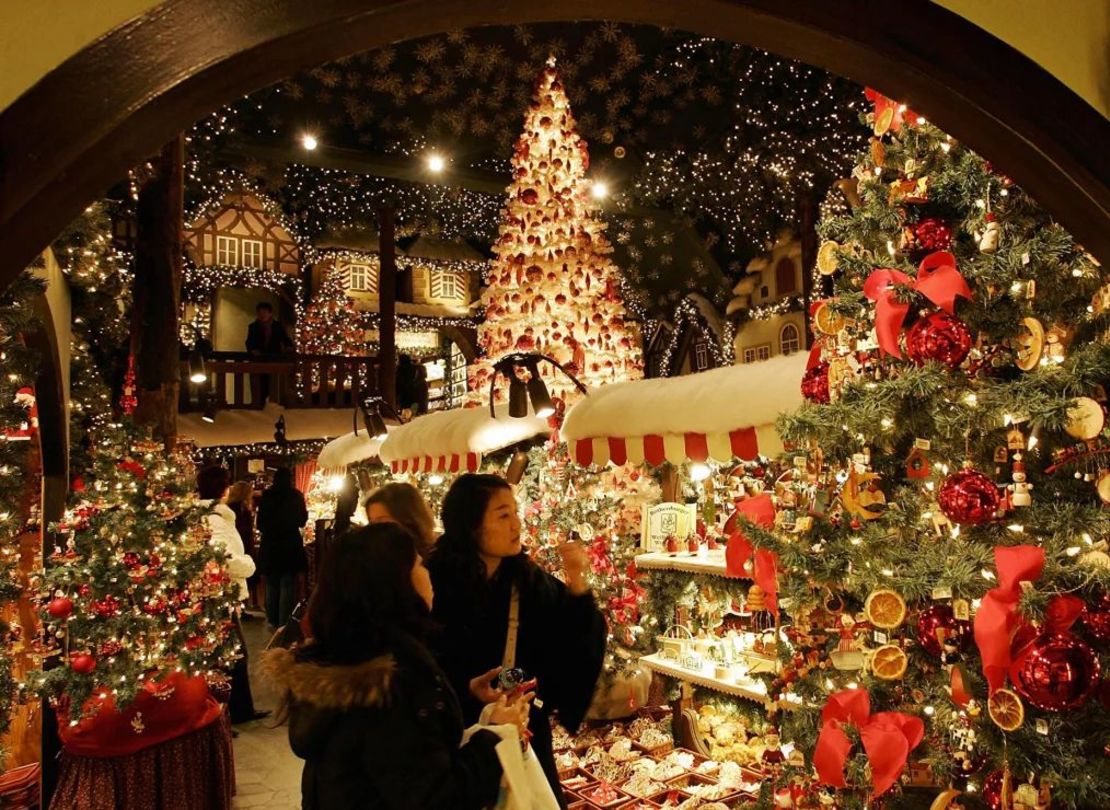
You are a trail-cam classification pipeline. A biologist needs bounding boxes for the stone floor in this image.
[231,613,302,809]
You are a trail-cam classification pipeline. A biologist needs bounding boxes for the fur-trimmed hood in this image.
[261,646,396,710]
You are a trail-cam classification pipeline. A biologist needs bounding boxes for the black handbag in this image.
[264,599,308,650]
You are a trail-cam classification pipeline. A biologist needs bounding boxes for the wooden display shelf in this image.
[633,550,745,578]
[639,653,772,706]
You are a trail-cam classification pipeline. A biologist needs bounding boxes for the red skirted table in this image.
[50,673,235,810]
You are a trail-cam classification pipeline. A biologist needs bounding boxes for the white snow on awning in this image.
[379,404,550,474]
[561,353,806,466]
[316,430,385,473]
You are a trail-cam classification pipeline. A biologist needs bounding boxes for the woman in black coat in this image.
[263,524,530,810]
[426,474,607,808]
[256,466,308,627]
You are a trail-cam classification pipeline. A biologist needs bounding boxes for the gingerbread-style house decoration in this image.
[644,294,733,378]
[181,191,304,351]
[728,231,807,365]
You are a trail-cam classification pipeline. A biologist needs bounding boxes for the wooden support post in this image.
[661,462,680,504]
[377,205,397,410]
[132,135,184,445]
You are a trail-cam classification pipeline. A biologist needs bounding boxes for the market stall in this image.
[378,403,551,475]
[559,353,807,780]
[316,429,386,474]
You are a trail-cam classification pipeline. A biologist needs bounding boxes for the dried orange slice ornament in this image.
[871,644,908,680]
[987,688,1025,732]
[865,589,907,629]
[817,241,841,276]
[814,302,851,336]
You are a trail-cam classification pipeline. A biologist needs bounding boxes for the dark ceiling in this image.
[183,22,868,315]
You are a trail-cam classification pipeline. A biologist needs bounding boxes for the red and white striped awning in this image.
[571,427,762,467]
[562,353,806,468]
[378,402,550,476]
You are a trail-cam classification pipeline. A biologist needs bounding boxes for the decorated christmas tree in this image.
[299,267,369,356]
[470,56,643,400]
[34,420,241,719]
[742,89,1108,808]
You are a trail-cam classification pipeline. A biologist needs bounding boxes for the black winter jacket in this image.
[425,550,606,806]
[262,634,503,810]
[256,485,309,575]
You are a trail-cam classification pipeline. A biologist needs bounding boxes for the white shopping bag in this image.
[462,724,560,810]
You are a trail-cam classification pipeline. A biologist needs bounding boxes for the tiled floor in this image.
[232,614,302,809]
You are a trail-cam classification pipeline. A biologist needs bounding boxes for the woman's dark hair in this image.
[300,523,429,665]
[196,465,230,500]
[271,466,294,489]
[365,482,436,557]
[431,473,523,587]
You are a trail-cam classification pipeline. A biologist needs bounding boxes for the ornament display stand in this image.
[633,549,739,577]
[638,652,775,708]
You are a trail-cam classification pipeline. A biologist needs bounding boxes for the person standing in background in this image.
[246,301,294,408]
[227,480,261,613]
[197,465,269,725]
[257,467,308,629]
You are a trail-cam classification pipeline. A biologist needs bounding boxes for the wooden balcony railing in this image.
[180,351,379,411]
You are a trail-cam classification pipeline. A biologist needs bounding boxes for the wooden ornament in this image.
[1096,470,1110,504]
[1014,317,1045,371]
[1065,397,1105,440]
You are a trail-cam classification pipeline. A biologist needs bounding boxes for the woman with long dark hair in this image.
[426,474,607,807]
[263,523,529,810]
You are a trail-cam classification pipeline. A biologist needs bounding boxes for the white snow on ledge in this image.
[379,403,550,465]
[317,430,385,472]
[561,353,807,441]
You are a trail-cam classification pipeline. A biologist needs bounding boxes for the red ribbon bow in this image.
[972,545,1045,693]
[813,688,925,798]
[864,88,919,135]
[724,493,779,613]
[864,251,972,359]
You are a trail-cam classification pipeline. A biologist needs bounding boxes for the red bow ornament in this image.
[813,688,925,798]
[972,545,1045,693]
[725,493,780,613]
[864,251,972,359]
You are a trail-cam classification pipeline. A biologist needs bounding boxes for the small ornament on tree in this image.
[120,355,138,415]
[801,362,831,404]
[912,217,954,252]
[938,465,1000,525]
[979,212,1001,253]
[1008,452,1033,507]
[916,603,972,657]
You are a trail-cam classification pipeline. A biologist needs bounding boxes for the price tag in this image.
[931,586,953,601]
[873,630,888,644]
[914,438,932,450]
[1035,718,1049,735]
[1021,252,1031,266]
[953,599,970,621]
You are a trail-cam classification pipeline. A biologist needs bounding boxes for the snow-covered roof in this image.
[405,236,485,263]
[379,404,550,474]
[561,353,807,465]
[681,292,727,342]
[316,430,385,473]
[178,403,356,448]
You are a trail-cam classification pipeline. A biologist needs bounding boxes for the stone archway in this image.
[1,0,1108,287]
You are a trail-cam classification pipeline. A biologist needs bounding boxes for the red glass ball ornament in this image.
[1013,632,1100,711]
[938,468,1000,525]
[981,771,1004,810]
[912,217,954,251]
[122,552,141,569]
[801,362,831,404]
[70,653,97,674]
[1082,593,1110,644]
[47,597,74,619]
[905,312,973,368]
[520,188,539,205]
[916,604,972,657]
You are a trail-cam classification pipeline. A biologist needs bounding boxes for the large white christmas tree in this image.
[470,56,643,401]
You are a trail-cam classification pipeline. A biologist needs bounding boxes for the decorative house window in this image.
[344,263,377,293]
[694,340,710,370]
[430,271,465,300]
[216,235,238,266]
[775,257,798,296]
[241,239,263,269]
[780,323,801,355]
[743,343,772,364]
